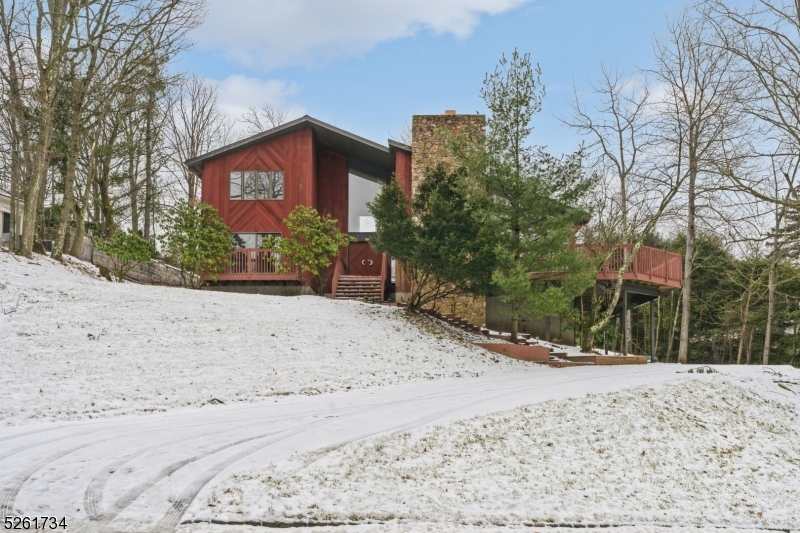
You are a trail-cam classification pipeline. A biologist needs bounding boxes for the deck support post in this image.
[622,290,628,356]
[650,299,656,362]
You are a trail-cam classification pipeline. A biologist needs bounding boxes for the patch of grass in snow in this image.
[206,377,800,528]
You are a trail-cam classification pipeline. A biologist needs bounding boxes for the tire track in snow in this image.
[154,425,320,531]
[84,427,290,521]
[0,426,66,443]
[7,366,684,532]
[82,395,430,523]
[0,441,93,521]
[164,377,569,532]
[172,370,682,531]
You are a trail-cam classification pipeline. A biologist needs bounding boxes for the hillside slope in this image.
[0,252,528,425]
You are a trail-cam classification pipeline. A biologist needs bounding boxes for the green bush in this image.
[263,206,352,293]
[160,201,232,289]
[94,229,153,282]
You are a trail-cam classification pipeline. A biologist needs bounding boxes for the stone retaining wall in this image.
[76,236,187,287]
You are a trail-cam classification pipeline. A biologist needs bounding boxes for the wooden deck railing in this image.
[581,244,683,289]
[208,248,300,281]
[331,253,345,298]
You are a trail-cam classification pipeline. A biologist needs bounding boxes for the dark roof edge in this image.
[185,115,391,171]
[388,139,411,152]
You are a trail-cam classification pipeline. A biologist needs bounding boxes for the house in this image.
[186,112,682,357]
[185,115,415,300]
[0,186,23,247]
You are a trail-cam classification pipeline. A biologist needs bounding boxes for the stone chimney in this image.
[410,111,485,195]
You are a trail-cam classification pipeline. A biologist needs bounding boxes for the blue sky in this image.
[178,0,684,155]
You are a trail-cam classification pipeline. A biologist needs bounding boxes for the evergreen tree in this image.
[369,165,497,310]
[454,50,595,341]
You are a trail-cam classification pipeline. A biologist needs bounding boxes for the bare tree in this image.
[702,0,800,363]
[652,7,747,364]
[165,75,232,202]
[566,65,658,353]
[240,104,289,136]
[0,0,81,258]
[0,0,204,258]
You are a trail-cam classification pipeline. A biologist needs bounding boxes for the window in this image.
[257,171,269,199]
[348,172,383,232]
[229,171,285,200]
[243,171,257,200]
[232,233,281,249]
[229,172,241,199]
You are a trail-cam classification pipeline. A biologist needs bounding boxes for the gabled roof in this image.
[185,115,410,173]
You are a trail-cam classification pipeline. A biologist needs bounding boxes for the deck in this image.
[205,248,300,282]
[583,244,682,290]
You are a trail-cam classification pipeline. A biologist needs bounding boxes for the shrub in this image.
[94,229,153,282]
[263,206,352,293]
[160,201,232,289]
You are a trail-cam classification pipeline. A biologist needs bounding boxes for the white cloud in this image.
[196,0,531,69]
[211,74,307,135]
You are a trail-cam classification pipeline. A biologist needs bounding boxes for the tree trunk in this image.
[129,151,139,234]
[32,180,47,255]
[510,300,519,343]
[678,166,696,364]
[8,139,20,252]
[143,79,155,242]
[665,291,681,363]
[736,290,752,365]
[19,110,55,257]
[763,242,778,365]
[51,129,81,261]
[99,159,115,238]
[580,289,594,353]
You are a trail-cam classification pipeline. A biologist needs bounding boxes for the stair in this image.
[422,309,484,333]
[335,275,382,301]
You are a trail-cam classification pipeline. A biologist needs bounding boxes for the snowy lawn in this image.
[180,524,782,533]
[0,252,527,425]
[200,369,800,530]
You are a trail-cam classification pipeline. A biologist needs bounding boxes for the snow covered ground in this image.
[0,252,526,425]
[198,368,800,532]
[180,524,786,533]
[3,252,799,533]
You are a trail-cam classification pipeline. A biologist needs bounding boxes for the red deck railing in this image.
[331,253,345,298]
[582,244,683,289]
[207,248,300,281]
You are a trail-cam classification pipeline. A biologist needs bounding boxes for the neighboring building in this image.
[0,187,23,247]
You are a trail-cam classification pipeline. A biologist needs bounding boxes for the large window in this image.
[232,233,281,249]
[230,171,284,200]
[348,172,383,232]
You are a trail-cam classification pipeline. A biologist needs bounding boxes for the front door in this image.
[348,242,381,276]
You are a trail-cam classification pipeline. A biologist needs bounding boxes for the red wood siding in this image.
[394,149,412,197]
[316,147,348,233]
[393,149,412,294]
[200,128,315,235]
